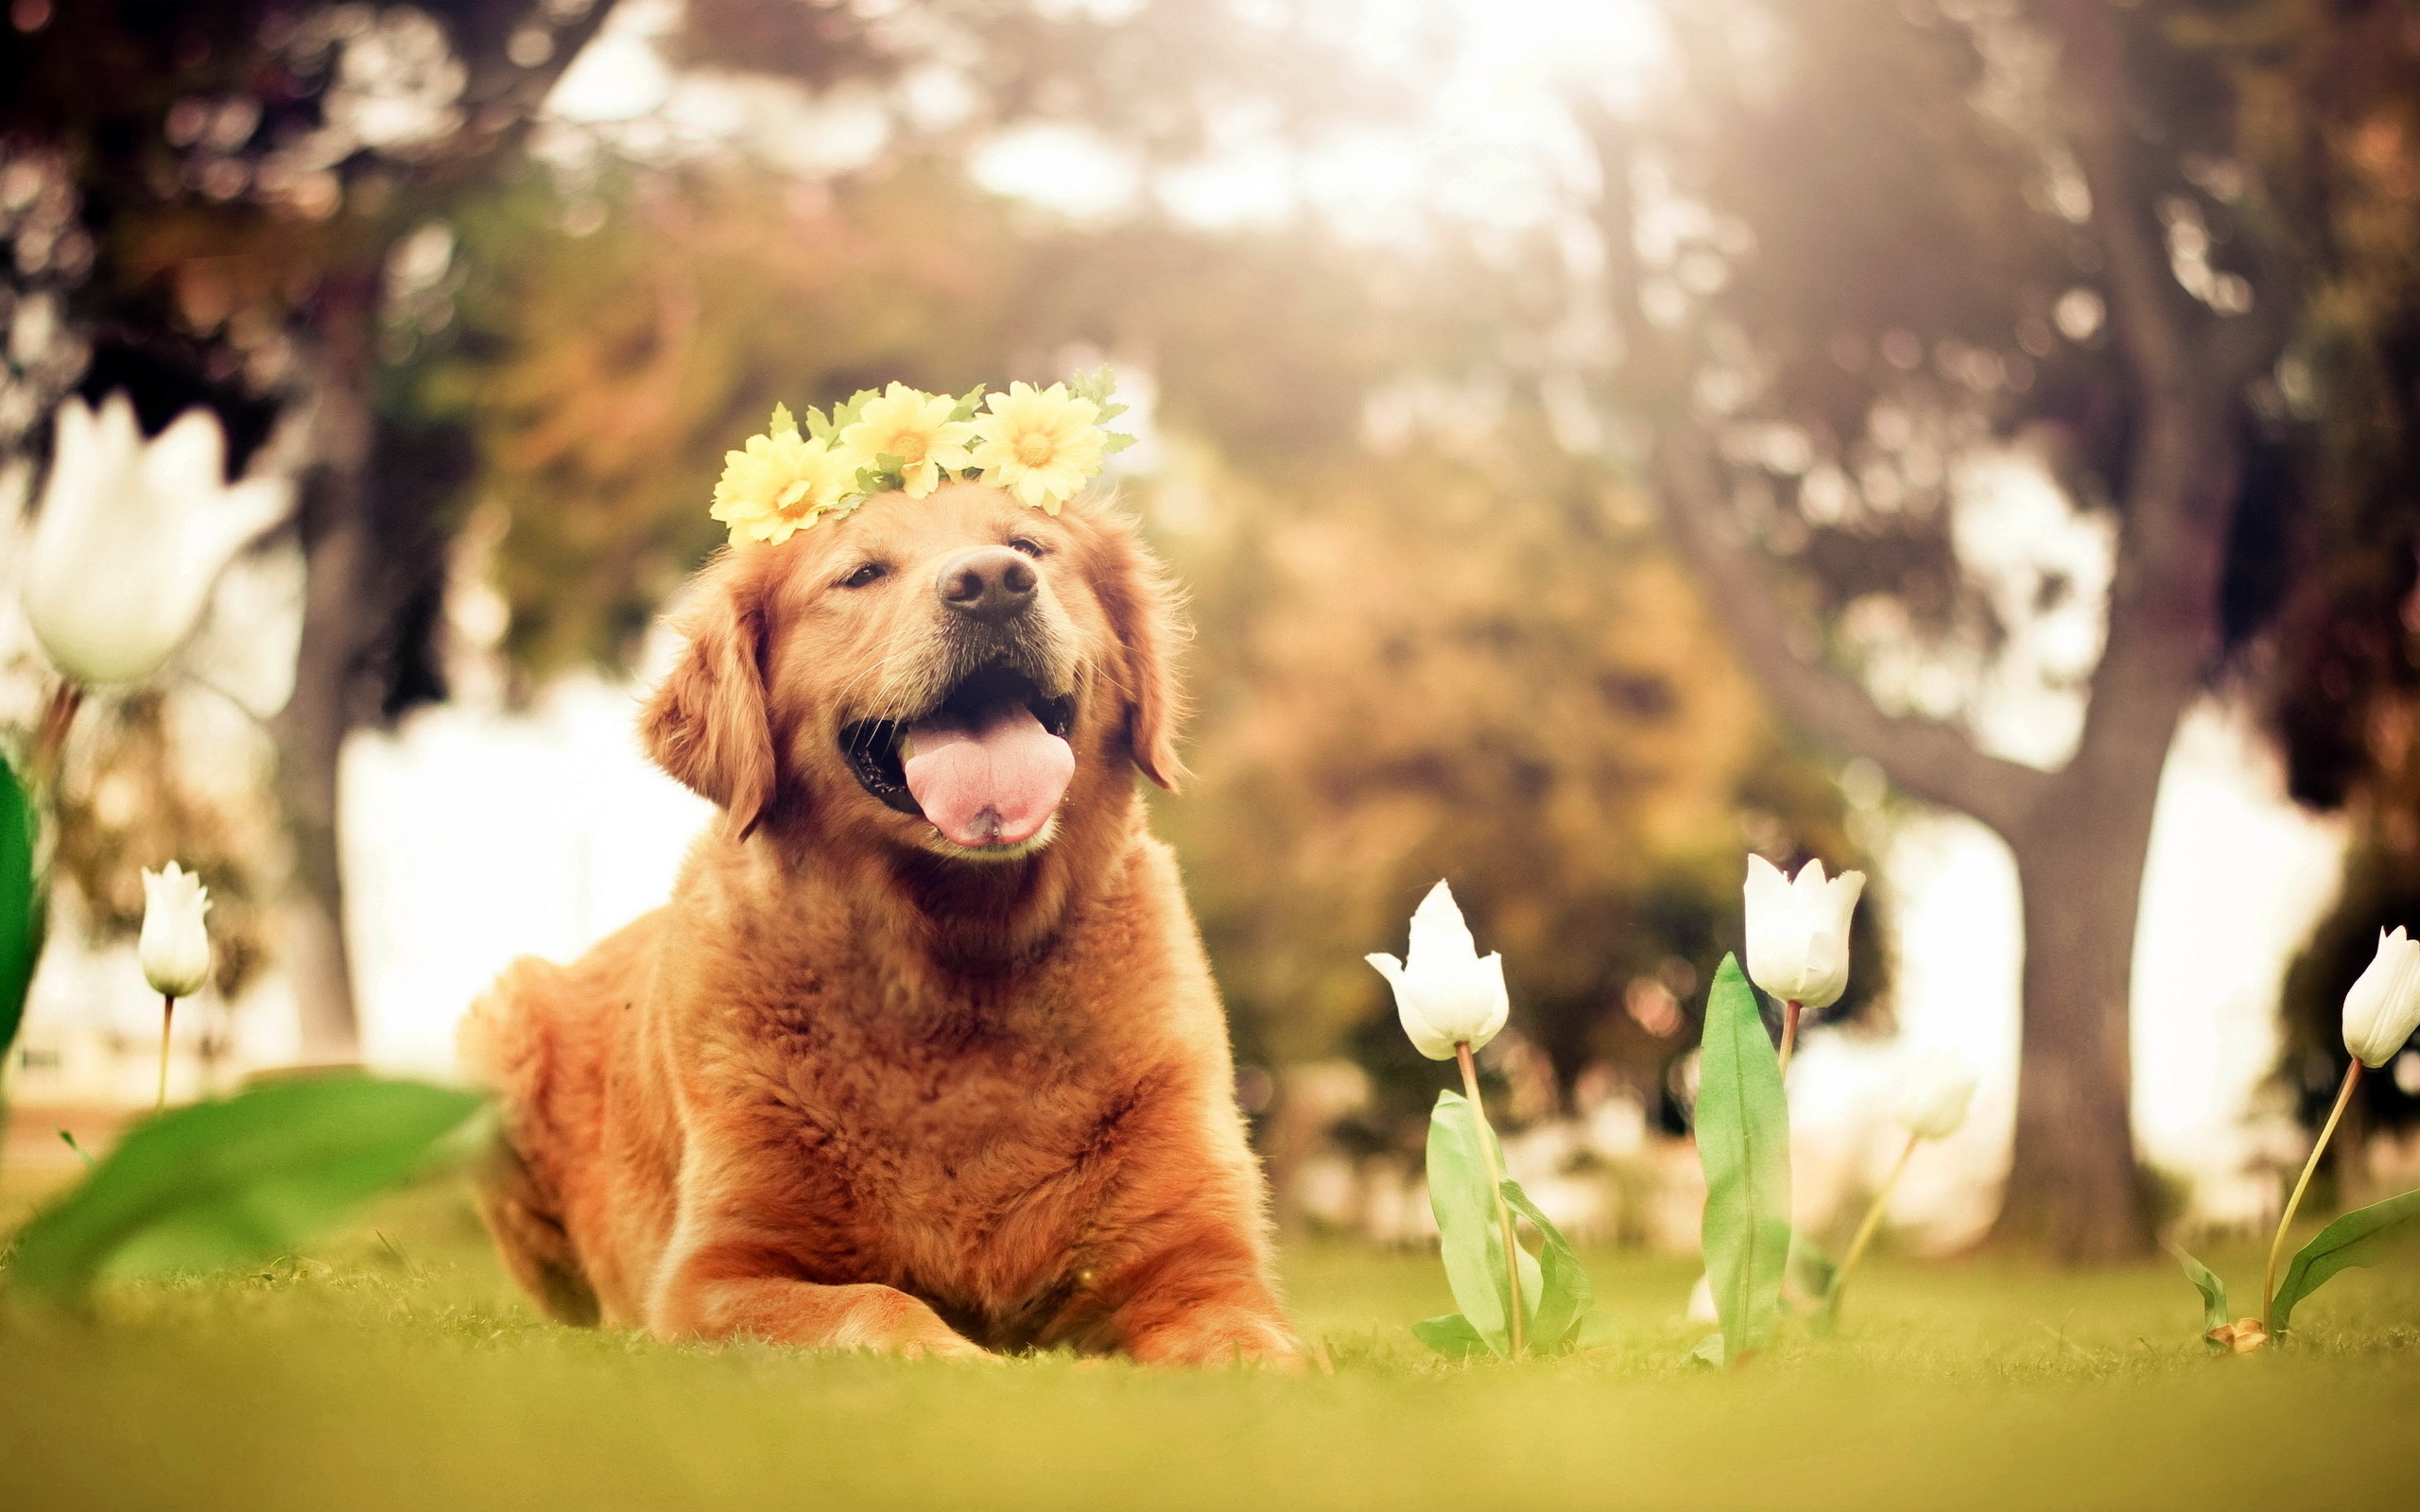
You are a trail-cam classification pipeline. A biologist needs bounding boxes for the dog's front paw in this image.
[1126,1309,1305,1370]
[836,1285,993,1362]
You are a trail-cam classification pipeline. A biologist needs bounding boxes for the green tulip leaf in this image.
[1499,1177,1593,1350]
[1574,1310,1618,1350]
[1696,954,1791,1362]
[2166,1244,2229,1350]
[1688,1332,1725,1366]
[1410,1312,1491,1360]
[0,753,40,1062]
[1788,1229,1838,1305]
[1790,1228,1841,1333]
[2270,1187,2420,1334]
[7,1076,486,1298]
[1424,1090,1541,1357]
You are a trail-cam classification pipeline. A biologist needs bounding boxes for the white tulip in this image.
[1367,879,1509,1060]
[22,392,289,686]
[1893,1048,1978,1142]
[1742,853,1866,1009]
[2342,926,2420,1069]
[139,861,213,1000]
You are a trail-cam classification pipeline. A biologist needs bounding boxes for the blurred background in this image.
[2,0,2417,1266]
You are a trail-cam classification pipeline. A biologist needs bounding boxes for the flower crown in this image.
[710,368,1137,547]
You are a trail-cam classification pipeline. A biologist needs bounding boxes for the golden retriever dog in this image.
[459,483,1299,1366]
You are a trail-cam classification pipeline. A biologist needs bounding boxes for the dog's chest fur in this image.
[735,954,1179,1342]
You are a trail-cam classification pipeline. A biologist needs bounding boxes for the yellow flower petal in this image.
[709,427,860,546]
[966,381,1105,511]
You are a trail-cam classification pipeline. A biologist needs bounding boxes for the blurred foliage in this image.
[47,695,277,1002]
[13,0,1893,1108]
[403,136,1885,1119]
[2234,0,2420,1134]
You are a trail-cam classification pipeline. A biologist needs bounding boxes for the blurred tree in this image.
[1570,0,2303,1258]
[4,0,1340,1058]
[2234,0,2420,1152]
[1157,432,1888,1130]
[3,0,622,1059]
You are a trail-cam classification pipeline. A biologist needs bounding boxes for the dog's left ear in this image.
[1089,513,1187,791]
[640,551,778,836]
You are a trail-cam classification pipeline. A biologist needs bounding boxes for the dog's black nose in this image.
[936,547,1038,624]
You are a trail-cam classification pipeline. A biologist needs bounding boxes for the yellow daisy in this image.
[709,404,861,545]
[837,383,976,499]
[967,381,1105,513]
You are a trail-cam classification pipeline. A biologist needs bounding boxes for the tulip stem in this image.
[1777,999,1804,1077]
[30,681,81,797]
[1456,1040,1525,1358]
[2264,1058,2362,1327]
[155,993,177,1113]
[1828,1130,1918,1320]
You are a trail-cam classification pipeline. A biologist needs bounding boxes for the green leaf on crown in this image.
[1697,953,1791,1363]
[1067,364,1124,418]
[829,390,877,436]
[949,382,989,422]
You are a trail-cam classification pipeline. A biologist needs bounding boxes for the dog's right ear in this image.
[640,553,776,838]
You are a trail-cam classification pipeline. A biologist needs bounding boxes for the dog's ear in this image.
[1088,512,1188,792]
[640,552,777,836]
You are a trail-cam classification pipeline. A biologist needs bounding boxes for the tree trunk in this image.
[274,270,379,1065]
[1995,779,2162,1260]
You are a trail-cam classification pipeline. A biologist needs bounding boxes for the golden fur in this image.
[459,484,1298,1364]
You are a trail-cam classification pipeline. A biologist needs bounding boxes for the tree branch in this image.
[2045,0,2202,406]
[1651,439,2052,838]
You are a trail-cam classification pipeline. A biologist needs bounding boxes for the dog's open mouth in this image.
[840,663,1077,850]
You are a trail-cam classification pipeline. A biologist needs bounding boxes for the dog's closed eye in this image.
[1006,537,1048,559]
[838,561,890,589]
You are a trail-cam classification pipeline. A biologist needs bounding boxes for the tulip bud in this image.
[2342,926,2420,1069]
[139,861,212,1000]
[1367,879,1509,1060]
[22,393,288,687]
[1893,1048,1978,1142]
[1742,854,1865,1010]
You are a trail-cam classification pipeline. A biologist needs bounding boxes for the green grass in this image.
[3,1177,2418,1511]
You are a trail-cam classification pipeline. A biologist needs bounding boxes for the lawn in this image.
[2,1174,2417,1512]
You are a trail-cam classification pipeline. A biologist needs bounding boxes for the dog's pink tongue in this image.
[902,704,1075,848]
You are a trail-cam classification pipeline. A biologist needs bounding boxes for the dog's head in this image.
[640,482,1182,863]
